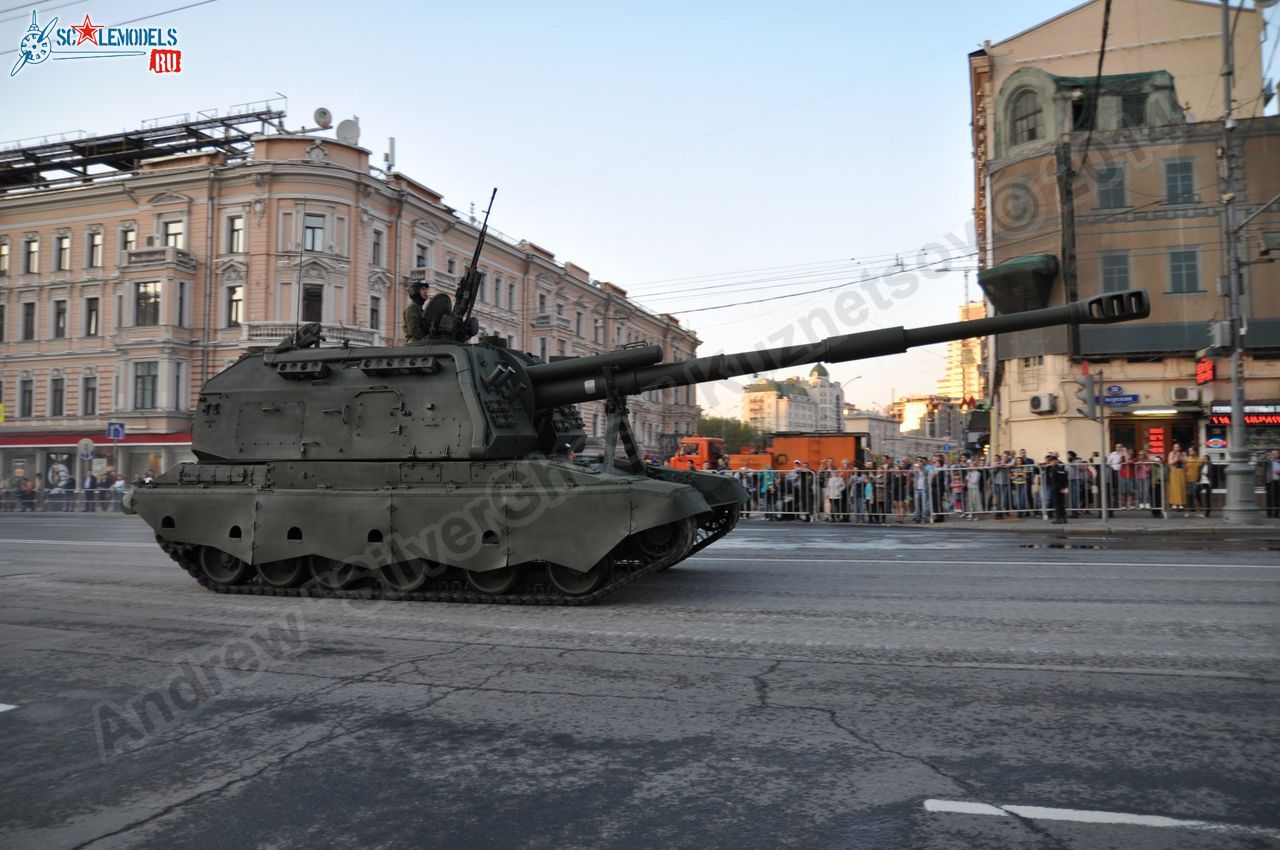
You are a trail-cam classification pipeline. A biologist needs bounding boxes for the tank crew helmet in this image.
[408,280,430,302]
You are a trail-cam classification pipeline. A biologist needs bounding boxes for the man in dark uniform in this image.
[1046,453,1070,524]
[403,282,430,343]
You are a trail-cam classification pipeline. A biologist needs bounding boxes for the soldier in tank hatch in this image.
[403,282,430,343]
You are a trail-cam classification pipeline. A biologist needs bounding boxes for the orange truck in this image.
[667,433,869,471]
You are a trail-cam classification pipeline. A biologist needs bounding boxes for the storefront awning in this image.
[0,432,191,448]
[978,253,1059,315]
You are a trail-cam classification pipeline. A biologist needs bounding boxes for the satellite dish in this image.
[313,107,332,129]
[336,117,360,145]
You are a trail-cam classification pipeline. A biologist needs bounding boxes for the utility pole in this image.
[1219,0,1263,524]
[1098,371,1108,522]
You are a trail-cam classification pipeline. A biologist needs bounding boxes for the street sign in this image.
[1105,384,1124,395]
[942,443,951,452]
[106,422,126,441]
[77,438,96,461]
[1101,394,1139,407]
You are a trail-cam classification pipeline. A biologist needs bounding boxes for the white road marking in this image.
[924,800,1005,816]
[0,538,153,548]
[690,556,1280,570]
[0,704,16,713]
[924,799,1280,839]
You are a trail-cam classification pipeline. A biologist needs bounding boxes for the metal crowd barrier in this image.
[721,460,1267,523]
[0,487,126,513]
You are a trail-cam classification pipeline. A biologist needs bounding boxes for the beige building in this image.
[842,406,949,461]
[935,299,987,403]
[0,109,699,487]
[740,365,844,434]
[970,0,1280,460]
[885,395,968,445]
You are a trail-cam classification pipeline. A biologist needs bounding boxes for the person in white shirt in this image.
[1106,443,1125,509]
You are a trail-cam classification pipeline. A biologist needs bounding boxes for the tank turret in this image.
[128,283,1149,604]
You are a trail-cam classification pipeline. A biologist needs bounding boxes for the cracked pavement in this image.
[0,515,1277,849]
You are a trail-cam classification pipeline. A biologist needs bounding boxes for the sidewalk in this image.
[741,512,1280,537]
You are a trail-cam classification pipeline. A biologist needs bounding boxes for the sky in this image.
[4,0,1278,417]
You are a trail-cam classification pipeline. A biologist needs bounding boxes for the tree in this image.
[697,417,760,453]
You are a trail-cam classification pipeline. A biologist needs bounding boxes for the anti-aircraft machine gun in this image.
[126,200,1152,604]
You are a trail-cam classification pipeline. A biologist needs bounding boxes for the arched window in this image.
[1011,90,1042,146]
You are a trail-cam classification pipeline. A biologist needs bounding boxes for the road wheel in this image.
[308,556,359,590]
[547,557,612,597]
[379,560,431,593]
[632,517,696,562]
[258,557,307,588]
[465,564,525,595]
[195,546,251,586]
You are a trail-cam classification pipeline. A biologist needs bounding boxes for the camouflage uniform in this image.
[403,285,428,342]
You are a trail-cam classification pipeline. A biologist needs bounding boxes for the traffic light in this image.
[1074,374,1098,421]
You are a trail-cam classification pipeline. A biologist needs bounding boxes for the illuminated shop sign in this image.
[1209,400,1280,425]
[1195,358,1215,385]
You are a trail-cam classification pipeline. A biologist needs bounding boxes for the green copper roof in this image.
[1050,70,1172,96]
[742,379,810,398]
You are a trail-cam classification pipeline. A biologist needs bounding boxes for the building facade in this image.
[970,0,1280,461]
[884,395,968,445]
[841,406,949,461]
[740,365,844,434]
[0,111,699,488]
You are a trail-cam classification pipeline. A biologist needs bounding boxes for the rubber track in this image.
[162,505,739,606]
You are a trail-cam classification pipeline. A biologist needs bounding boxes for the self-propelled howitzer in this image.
[126,289,1149,605]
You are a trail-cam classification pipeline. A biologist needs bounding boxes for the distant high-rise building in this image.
[885,395,966,443]
[935,300,986,403]
[805,364,844,431]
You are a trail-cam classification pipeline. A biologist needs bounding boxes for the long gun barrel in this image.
[532,289,1150,408]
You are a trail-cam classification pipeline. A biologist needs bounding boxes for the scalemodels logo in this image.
[10,10,183,77]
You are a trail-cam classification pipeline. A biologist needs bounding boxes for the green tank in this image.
[125,195,1152,603]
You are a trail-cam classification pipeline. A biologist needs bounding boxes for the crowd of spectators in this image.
[0,470,152,512]
[693,443,1280,523]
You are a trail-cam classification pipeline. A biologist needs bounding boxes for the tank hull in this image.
[127,460,746,604]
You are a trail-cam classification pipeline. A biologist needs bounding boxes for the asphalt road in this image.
[0,514,1277,850]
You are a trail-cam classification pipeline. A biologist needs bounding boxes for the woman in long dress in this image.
[1167,443,1187,510]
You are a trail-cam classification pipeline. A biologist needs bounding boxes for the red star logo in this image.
[71,14,102,46]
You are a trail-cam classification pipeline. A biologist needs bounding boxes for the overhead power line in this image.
[645,184,1220,316]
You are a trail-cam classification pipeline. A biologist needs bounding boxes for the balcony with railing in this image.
[124,247,197,272]
[532,312,572,330]
[243,322,377,347]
